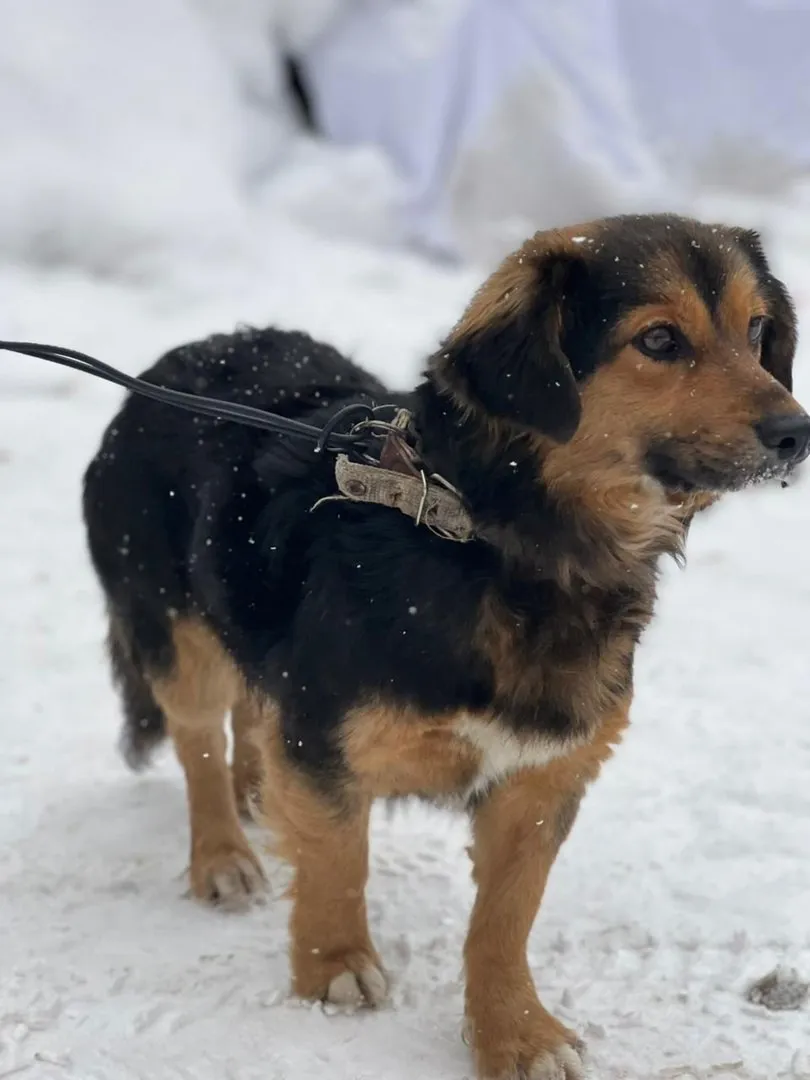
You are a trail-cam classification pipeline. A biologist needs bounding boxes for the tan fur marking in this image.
[341,702,590,804]
[539,284,799,585]
[541,388,685,584]
[449,225,600,343]
[613,296,714,352]
[474,590,540,699]
[465,709,627,1079]
[259,715,386,1004]
[438,224,800,594]
[619,255,766,353]
[475,586,639,746]
[341,703,481,799]
[231,694,264,818]
[718,263,768,340]
[150,618,265,905]
[450,255,536,341]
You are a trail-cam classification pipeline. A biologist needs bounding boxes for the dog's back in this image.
[77,216,810,1077]
[83,326,392,768]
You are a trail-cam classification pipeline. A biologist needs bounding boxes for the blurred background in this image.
[3,0,810,364]
[2,5,810,1080]
[4,0,810,386]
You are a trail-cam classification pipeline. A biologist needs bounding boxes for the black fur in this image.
[107,613,167,769]
[83,215,798,793]
[83,328,404,769]
[445,256,584,441]
[84,323,623,783]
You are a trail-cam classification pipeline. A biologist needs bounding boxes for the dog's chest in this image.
[343,704,578,806]
[451,715,566,800]
[478,582,651,737]
[343,589,649,803]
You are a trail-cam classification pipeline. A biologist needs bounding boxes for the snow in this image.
[1,5,809,1078]
[2,221,809,1080]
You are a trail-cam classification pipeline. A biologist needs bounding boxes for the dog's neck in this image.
[412,379,686,593]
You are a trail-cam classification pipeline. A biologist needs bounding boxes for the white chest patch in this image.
[454,715,574,800]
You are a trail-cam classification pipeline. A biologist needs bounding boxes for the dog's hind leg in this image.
[150,617,266,910]
[231,694,264,819]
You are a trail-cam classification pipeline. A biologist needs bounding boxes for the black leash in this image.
[0,340,396,457]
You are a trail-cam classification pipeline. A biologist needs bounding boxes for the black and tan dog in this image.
[83,214,808,1079]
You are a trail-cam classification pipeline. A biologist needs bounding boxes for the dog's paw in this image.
[189,839,266,911]
[326,964,389,1009]
[521,1042,586,1080]
[294,947,388,1009]
[466,999,585,1080]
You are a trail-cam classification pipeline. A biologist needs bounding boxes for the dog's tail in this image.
[107,611,167,770]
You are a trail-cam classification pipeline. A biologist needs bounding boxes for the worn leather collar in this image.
[313,409,476,543]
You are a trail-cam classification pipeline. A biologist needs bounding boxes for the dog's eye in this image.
[635,325,682,360]
[748,315,766,346]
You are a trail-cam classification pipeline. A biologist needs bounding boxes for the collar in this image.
[312,409,476,543]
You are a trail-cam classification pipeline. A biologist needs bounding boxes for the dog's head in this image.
[431,215,807,541]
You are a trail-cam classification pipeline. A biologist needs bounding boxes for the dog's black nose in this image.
[756,413,810,465]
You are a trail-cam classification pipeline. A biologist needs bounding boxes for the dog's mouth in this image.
[644,450,700,494]
[644,442,789,495]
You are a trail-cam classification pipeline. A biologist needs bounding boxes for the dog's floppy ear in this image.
[732,227,797,393]
[431,251,587,442]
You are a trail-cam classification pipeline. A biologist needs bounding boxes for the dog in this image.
[83,214,808,1079]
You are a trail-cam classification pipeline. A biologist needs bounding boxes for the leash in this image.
[0,338,477,540]
[0,339,396,457]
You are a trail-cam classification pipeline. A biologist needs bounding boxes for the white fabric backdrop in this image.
[2,0,808,272]
[303,0,810,261]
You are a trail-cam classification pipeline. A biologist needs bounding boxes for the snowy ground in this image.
[2,183,810,1079]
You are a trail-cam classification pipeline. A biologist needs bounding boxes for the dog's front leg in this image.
[260,724,388,1009]
[464,759,596,1080]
